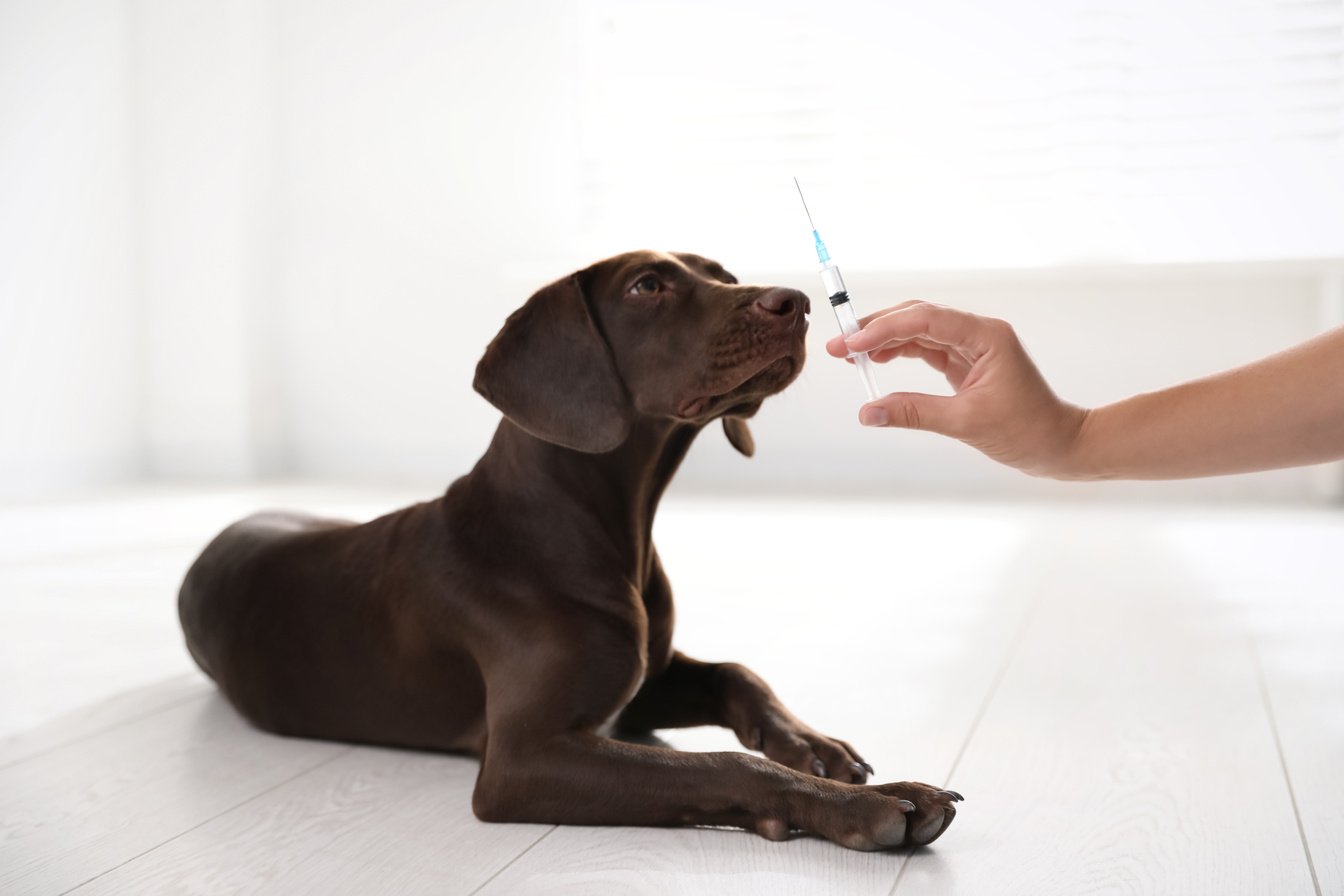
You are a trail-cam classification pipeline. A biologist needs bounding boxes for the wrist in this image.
[1052,404,1110,481]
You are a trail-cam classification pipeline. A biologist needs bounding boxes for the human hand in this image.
[825,302,1089,478]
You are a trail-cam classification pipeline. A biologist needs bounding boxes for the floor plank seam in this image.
[1251,640,1323,896]
[889,584,1044,896]
[0,685,208,772]
[467,825,559,895]
[55,745,357,896]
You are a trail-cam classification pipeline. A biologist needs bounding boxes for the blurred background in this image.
[2,0,1343,506]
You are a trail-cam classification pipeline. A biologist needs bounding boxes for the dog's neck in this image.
[467,417,703,580]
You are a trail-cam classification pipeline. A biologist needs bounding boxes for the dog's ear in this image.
[722,416,755,457]
[474,272,631,453]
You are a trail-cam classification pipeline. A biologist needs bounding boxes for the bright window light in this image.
[574,0,1344,270]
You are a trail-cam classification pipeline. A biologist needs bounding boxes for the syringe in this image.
[793,179,882,402]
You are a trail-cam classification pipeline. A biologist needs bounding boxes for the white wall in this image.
[130,0,283,479]
[0,0,140,498]
[2,0,1341,503]
[272,0,582,482]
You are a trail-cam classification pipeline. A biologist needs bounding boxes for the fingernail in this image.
[861,407,888,427]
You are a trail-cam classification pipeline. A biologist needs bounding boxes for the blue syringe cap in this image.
[812,230,831,264]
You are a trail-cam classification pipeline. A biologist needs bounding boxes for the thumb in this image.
[860,392,960,436]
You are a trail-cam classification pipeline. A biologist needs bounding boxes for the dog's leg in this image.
[474,728,956,849]
[626,556,874,784]
[619,652,876,785]
[473,636,959,849]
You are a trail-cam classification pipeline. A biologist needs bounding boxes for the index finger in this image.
[853,299,928,329]
[846,303,1002,358]
[826,300,929,358]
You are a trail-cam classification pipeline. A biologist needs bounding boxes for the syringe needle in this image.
[793,177,816,232]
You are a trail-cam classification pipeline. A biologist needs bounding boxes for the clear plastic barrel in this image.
[831,298,881,401]
[820,263,847,299]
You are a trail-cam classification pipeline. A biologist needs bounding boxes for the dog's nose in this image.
[754,287,805,318]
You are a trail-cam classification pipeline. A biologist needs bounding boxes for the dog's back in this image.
[179,503,487,751]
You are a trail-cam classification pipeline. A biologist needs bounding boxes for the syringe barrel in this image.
[820,263,847,302]
[831,294,862,338]
[831,295,882,401]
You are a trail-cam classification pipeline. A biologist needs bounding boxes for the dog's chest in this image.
[590,578,674,739]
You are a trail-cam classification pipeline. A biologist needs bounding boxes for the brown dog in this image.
[178,250,960,849]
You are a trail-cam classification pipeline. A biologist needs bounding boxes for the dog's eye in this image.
[629,275,662,297]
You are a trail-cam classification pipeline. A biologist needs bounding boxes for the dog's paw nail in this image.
[850,762,867,780]
[897,799,917,813]
[812,759,828,778]
[936,789,963,802]
[861,761,875,775]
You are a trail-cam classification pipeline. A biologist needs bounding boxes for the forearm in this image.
[1065,327,1344,480]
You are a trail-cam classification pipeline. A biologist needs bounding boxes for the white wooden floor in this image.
[1,485,1340,895]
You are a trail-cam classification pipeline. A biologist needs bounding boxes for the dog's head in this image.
[474,250,809,455]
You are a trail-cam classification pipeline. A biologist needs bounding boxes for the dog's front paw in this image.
[717,664,872,783]
[745,715,872,784]
[798,781,961,851]
[869,781,962,846]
